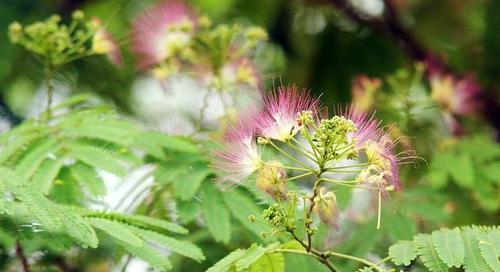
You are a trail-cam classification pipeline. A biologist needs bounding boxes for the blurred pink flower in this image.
[430,73,481,116]
[91,17,122,66]
[198,58,262,90]
[351,75,381,112]
[132,0,197,70]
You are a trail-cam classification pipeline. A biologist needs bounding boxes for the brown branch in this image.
[15,241,30,272]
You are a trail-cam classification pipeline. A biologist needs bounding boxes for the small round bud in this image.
[248,215,256,223]
[198,15,212,28]
[8,22,23,43]
[313,188,338,227]
[72,10,85,20]
[257,137,269,145]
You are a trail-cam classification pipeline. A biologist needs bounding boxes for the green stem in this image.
[287,139,318,163]
[44,65,55,122]
[305,177,323,251]
[377,189,382,230]
[283,171,315,181]
[192,88,213,136]
[263,162,310,172]
[325,251,385,272]
[321,178,378,190]
[268,140,316,172]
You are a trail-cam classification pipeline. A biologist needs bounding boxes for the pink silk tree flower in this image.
[251,86,321,142]
[430,73,481,116]
[360,135,402,192]
[132,0,197,70]
[92,28,122,66]
[90,17,122,66]
[339,106,383,150]
[212,124,262,185]
[197,57,262,90]
[351,75,381,113]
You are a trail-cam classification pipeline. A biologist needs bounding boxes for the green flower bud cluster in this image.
[313,116,358,161]
[8,10,106,66]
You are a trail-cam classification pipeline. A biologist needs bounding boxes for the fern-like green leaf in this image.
[66,142,127,176]
[476,227,500,272]
[70,162,106,197]
[116,239,172,271]
[223,189,270,239]
[173,163,212,201]
[135,132,199,155]
[31,156,65,194]
[247,251,285,272]
[431,228,465,268]
[62,118,138,147]
[82,212,188,234]
[202,183,231,243]
[0,180,5,214]
[414,234,448,272]
[206,248,248,272]
[0,132,41,163]
[235,244,268,270]
[14,137,61,180]
[461,227,491,272]
[57,207,98,249]
[87,217,143,246]
[389,240,416,266]
[131,226,205,262]
[0,168,62,230]
[125,214,188,234]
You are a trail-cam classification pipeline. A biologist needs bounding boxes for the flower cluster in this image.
[8,11,120,67]
[212,85,410,232]
[131,0,267,90]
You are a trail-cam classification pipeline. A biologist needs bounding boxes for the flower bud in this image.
[256,160,287,200]
[72,10,85,20]
[8,22,23,43]
[313,188,338,227]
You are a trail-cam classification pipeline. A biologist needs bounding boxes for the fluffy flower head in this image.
[252,86,320,141]
[357,135,402,191]
[430,73,481,116]
[212,124,262,185]
[340,106,382,150]
[132,0,197,70]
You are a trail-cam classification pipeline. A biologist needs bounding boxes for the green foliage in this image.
[202,182,231,243]
[427,135,500,213]
[0,98,214,270]
[389,225,500,271]
[206,243,284,272]
[388,241,416,266]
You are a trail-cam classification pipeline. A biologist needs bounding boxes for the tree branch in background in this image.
[326,0,500,137]
[15,241,30,272]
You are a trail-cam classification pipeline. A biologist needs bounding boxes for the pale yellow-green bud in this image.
[313,188,338,227]
[257,137,269,145]
[245,27,268,42]
[92,29,112,54]
[72,10,85,20]
[297,110,314,126]
[8,22,23,43]
[256,160,287,200]
[198,15,212,28]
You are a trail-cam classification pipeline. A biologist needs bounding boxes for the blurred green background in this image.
[2,0,498,115]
